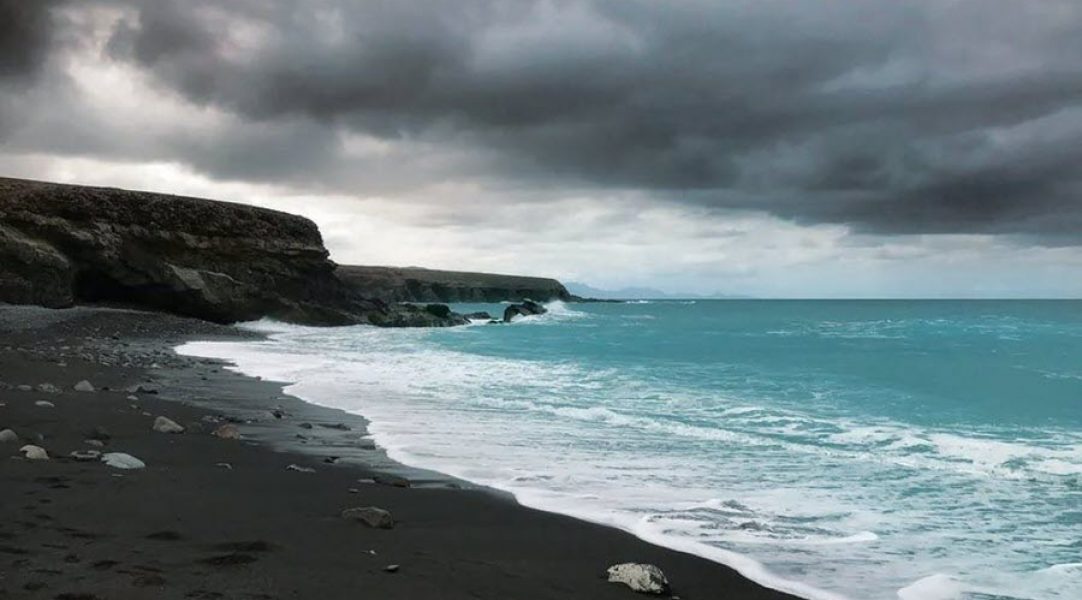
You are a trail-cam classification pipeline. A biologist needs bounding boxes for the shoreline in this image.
[1,304,802,600]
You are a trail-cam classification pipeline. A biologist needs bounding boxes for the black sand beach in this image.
[0,305,801,600]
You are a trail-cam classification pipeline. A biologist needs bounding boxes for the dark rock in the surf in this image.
[0,177,469,327]
[502,299,548,322]
[465,311,493,320]
[425,303,452,318]
[341,506,395,529]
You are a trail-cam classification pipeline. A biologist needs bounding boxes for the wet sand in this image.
[0,305,801,600]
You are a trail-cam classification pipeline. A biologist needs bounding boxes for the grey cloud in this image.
[8,0,1082,240]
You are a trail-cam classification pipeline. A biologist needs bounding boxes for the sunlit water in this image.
[178,300,1082,600]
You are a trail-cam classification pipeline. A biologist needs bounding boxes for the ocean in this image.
[177,300,1082,600]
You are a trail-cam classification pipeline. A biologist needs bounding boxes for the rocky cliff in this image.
[336,265,572,304]
[0,178,464,327]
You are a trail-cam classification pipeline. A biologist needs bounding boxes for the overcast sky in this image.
[3,0,1082,297]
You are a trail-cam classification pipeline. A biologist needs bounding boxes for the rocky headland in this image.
[336,265,571,304]
[0,177,468,327]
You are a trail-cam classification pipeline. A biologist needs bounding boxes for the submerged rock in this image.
[464,311,493,320]
[0,428,18,443]
[341,506,395,529]
[502,299,548,322]
[19,445,49,460]
[102,452,146,469]
[606,563,670,595]
[152,416,185,434]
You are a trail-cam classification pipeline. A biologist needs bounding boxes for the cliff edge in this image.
[337,265,571,304]
[0,178,462,326]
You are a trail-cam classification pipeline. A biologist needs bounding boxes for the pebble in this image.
[152,416,185,434]
[0,429,18,443]
[37,383,61,393]
[84,439,106,448]
[286,464,315,473]
[19,445,49,460]
[384,565,400,573]
[34,400,55,408]
[215,462,233,470]
[73,380,95,392]
[69,449,102,462]
[102,452,146,469]
[341,506,395,529]
[17,384,32,392]
[212,424,241,440]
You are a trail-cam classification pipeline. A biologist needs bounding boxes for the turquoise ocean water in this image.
[178,300,1082,600]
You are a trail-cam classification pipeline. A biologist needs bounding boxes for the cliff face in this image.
[337,265,572,304]
[0,178,463,327]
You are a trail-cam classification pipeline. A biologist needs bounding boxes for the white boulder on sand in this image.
[153,416,185,434]
[19,445,49,460]
[606,563,671,595]
[102,452,146,469]
[73,380,95,392]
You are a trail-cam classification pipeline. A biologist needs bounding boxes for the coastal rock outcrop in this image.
[503,300,547,322]
[0,178,466,327]
[337,265,572,304]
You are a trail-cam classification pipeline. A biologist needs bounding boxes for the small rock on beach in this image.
[73,380,95,392]
[0,429,17,443]
[606,563,671,595]
[152,416,185,434]
[341,506,395,529]
[20,445,50,460]
[212,424,241,439]
[102,452,146,470]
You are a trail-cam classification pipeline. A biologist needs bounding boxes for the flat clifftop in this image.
[0,177,324,245]
[0,177,461,326]
[338,265,572,303]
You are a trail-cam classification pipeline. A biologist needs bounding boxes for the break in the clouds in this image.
[2,0,1082,296]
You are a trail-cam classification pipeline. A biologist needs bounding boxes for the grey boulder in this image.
[19,445,50,460]
[606,563,671,595]
[152,416,185,434]
[102,452,146,469]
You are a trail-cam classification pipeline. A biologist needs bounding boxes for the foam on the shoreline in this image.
[177,301,1082,600]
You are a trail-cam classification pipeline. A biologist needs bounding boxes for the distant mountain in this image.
[565,282,750,300]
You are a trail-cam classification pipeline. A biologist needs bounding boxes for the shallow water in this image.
[178,300,1082,600]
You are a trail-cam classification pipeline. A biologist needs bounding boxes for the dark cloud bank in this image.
[4,0,1082,242]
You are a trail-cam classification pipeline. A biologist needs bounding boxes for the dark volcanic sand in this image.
[0,306,801,600]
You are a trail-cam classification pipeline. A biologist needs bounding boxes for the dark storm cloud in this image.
[8,0,1082,239]
[0,0,64,80]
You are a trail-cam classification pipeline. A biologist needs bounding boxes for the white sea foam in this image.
[176,304,1082,600]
